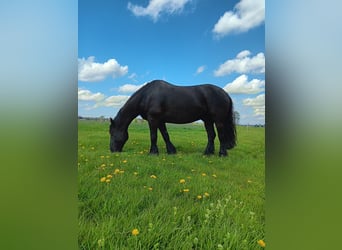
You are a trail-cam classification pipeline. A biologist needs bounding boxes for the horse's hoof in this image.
[219,152,227,157]
[204,150,215,155]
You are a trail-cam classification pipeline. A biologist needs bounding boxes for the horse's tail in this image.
[225,97,237,149]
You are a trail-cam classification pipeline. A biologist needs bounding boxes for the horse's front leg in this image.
[148,119,159,155]
[159,123,176,154]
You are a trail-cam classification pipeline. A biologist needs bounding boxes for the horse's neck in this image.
[117,104,138,129]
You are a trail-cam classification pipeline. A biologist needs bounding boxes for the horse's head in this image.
[109,118,128,152]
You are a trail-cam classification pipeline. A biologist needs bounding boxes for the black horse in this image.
[109,80,236,156]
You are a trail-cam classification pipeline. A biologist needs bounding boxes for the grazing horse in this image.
[109,80,236,156]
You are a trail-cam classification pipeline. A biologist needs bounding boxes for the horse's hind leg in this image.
[204,120,216,155]
[159,123,176,154]
[215,122,228,157]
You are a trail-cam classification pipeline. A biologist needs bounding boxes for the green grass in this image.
[78,120,265,249]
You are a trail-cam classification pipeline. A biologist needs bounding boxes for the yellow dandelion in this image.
[133,172,138,175]
[148,187,153,191]
[100,177,106,182]
[100,155,105,159]
[201,173,207,177]
[212,174,217,178]
[105,179,111,183]
[110,163,114,167]
[131,228,139,236]
[150,175,157,179]
[204,192,210,197]
[247,179,253,183]
[197,195,202,200]
[119,170,125,174]
[122,160,127,163]
[101,164,106,168]
[179,179,186,184]
[114,168,120,174]
[107,174,113,179]
[183,189,190,192]
[257,240,266,248]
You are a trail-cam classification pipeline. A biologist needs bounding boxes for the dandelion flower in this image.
[107,174,113,179]
[212,174,217,178]
[150,175,157,179]
[201,173,207,177]
[257,240,266,247]
[183,189,190,192]
[114,169,120,174]
[197,195,202,200]
[105,179,111,183]
[100,177,106,182]
[101,164,106,168]
[119,170,125,174]
[122,160,127,163]
[204,192,210,197]
[247,179,253,183]
[179,179,186,184]
[131,228,139,236]
[97,238,105,247]
[133,172,138,175]
[148,187,153,191]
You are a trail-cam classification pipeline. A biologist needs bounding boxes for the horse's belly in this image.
[163,111,201,124]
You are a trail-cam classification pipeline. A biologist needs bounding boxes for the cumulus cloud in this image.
[95,95,130,108]
[118,83,146,93]
[195,65,206,75]
[223,74,264,94]
[127,0,191,22]
[78,56,128,82]
[78,88,105,102]
[213,0,265,37]
[214,50,265,76]
[243,94,265,116]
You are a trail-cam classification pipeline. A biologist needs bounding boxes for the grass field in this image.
[78,120,265,249]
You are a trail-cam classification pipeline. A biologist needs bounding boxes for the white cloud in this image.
[195,65,206,75]
[237,50,251,59]
[127,0,191,22]
[78,88,105,101]
[223,74,264,94]
[95,95,130,108]
[243,94,265,116]
[213,0,264,37]
[214,50,265,76]
[118,83,146,93]
[78,56,128,82]
[128,73,137,80]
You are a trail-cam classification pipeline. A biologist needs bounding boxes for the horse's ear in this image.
[110,118,115,125]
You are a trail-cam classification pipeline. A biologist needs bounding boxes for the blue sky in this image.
[78,0,265,125]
